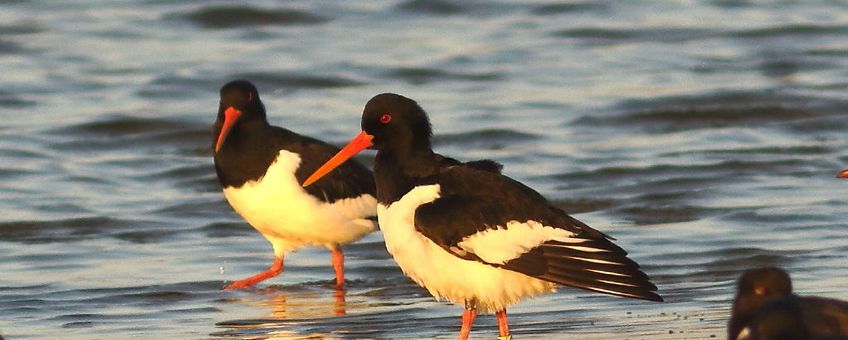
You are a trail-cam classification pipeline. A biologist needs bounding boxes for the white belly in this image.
[223,150,377,256]
[378,184,555,313]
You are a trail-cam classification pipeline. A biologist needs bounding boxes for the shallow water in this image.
[2,1,848,339]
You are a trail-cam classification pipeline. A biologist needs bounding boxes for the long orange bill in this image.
[303,131,374,187]
[215,107,241,153]
[838,168,848,179]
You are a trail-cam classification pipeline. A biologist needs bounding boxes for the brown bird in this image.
[729,267,848,340]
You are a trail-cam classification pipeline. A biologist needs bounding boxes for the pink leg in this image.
[331,246,344,288]
[458,306,477,340]
[225,256,284,290]
[496,309,511,339]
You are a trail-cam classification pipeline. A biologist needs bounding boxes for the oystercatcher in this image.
[729,267,848,340]
[838,168,847,178]
[213,80,377,290]
[303,93,662,339]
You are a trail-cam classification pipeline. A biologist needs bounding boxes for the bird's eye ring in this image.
[380,113,392,124]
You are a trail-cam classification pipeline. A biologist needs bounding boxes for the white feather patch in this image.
[561,245,609,253]
[456,220,579,265]
[736,327,751,340]
[587,268,630,277]
[223,150,376,256]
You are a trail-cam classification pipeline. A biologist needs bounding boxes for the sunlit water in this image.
[1,1,847,339]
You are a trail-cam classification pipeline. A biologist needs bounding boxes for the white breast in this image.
[378,184,556,313]
[223,150,377,257]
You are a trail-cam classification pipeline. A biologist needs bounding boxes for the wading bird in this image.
[304,93,662,339]
[213,80,377,290]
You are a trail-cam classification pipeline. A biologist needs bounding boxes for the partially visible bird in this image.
[729,267,848,340]
[838,168,847,179]
[213,80,377,289]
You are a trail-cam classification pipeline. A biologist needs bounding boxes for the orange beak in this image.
[838,168,848,179]
[215,107,241,153]
[303,131,374,187]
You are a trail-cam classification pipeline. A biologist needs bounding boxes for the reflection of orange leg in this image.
[331,246,344,288]
[496,309,510,339]
[333,286,347,316]
[225,256,284,290]
[458,305,477,340]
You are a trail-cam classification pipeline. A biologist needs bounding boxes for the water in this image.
[2,1,848,338]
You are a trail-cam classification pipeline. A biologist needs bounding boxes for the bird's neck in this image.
[213,119,278,188]
[373,148,439,205]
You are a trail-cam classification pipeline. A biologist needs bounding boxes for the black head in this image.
[214,80,267,152]
[301,93,434,187]
[736,267,793,301]
[220,79,263,109]
[361,93,432,153]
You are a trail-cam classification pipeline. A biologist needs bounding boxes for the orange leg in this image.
[458,306,477,340]
[225,256,284,290]
[331,246,345,288]
[496,309,511,339]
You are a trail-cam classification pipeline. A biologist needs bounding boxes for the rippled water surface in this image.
[2,1,848,339]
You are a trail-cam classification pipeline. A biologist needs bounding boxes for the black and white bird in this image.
[213,80,377,290]
[303,93,662,339]
[729,267,848,340]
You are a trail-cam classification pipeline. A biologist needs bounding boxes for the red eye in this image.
[379,113,392,124]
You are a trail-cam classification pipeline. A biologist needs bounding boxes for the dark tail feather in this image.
[503,240,662,302]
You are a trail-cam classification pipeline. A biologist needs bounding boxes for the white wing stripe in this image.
[597,278,641,287]
[457,220,578,265]
[587,268,632,277]
[561,245,610,253]
[564,256,623,265]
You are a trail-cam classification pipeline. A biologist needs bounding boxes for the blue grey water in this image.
[1,1,847,339]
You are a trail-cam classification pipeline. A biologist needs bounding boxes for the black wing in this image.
[429,154,503,174]
[413,162,661,302]
[282,129,376,204]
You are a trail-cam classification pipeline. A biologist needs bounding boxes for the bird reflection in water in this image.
[255,285,347,319]
[217,285,349,339]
